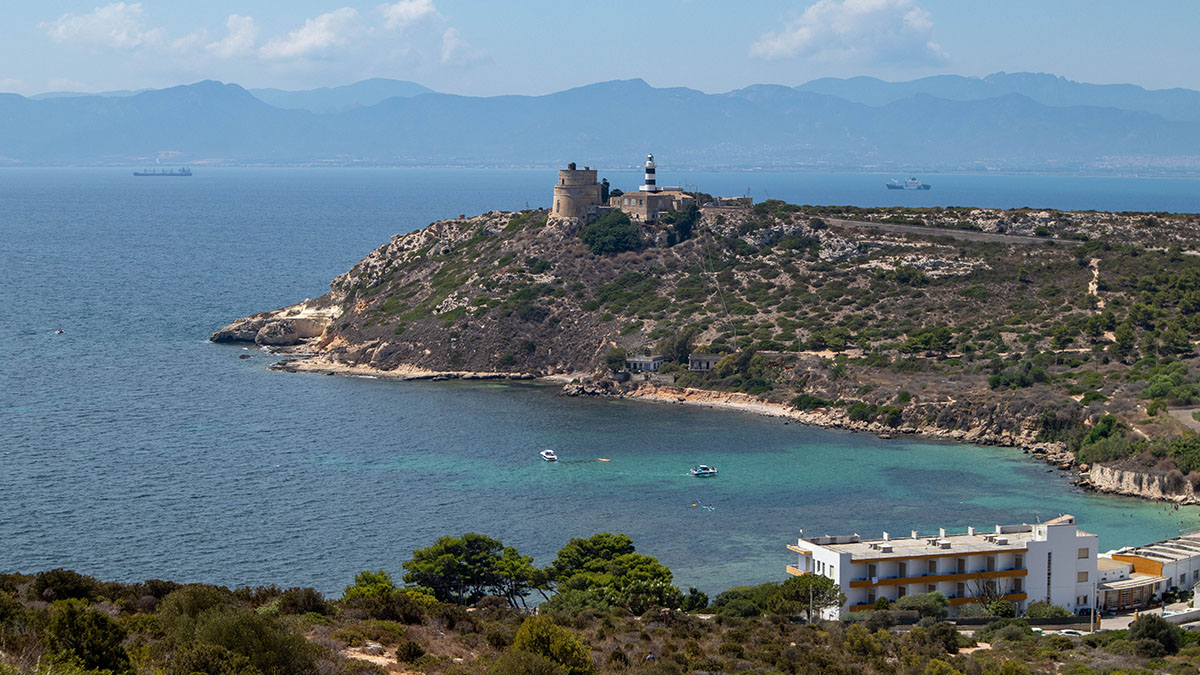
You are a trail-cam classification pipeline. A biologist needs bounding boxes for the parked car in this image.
[1057,629,1085,636]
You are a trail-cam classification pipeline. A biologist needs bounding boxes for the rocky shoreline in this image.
[226,342,1200,504]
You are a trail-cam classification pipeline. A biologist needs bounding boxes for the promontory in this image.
[214,164,1200,503]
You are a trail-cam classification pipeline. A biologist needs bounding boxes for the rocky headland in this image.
[213,202,1200,503]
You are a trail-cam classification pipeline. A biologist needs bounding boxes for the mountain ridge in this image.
[2,74,1199,171]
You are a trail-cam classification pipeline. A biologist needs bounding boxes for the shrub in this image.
[46,599,131,673]
[395,639,426,663]
[580,211,641,256]
[1128,613,1181,654]
[278,587,327,615]
[511,616,595,675]
[1024,601,1071,618]
[168,643,260,675]
[158,585,237,643]
[895,592,948,619]
[30,569,98,602]
[490,649,565,675]
[790,394,831,410]
[192,608,318,675]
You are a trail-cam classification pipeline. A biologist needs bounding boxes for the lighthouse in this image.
[640,154,659,193]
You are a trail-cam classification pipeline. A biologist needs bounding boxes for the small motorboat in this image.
[690,464,717,477]
[540,449,558,462]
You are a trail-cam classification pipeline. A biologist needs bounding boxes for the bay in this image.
[2,167,1198,596]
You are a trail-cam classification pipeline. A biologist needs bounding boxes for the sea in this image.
[3,167,1200,598]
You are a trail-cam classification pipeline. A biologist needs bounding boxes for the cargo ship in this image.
[134,167,192,177]
[886,177,930,190]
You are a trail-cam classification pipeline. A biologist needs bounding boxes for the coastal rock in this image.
[1080,464,1200,504]
[254,318,327,346]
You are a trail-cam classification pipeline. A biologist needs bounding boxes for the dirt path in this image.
[1088,257,1106,311]
[826,217,1086,246]
[1169,407,1200,432]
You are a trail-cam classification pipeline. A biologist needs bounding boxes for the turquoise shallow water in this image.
[2,168,1199,597]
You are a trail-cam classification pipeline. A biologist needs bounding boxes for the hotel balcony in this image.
[848,568,1027,588]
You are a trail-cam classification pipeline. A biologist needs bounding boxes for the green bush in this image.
[30,568,98,602]
[278,587,327,615]
[158,585,237,643]
[580,211,641,256]
[168,642,261,675]
[46,599,131,673]
[192,607,318,675]
[396,639,426,663]
[511,616,595,675]
[1024,601,1071,618]
[490,649,566,675]
[895,592,948,619]
[1128,613,1181,654]
[790,394,831,410]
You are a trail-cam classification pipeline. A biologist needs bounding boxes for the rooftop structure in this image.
[790,514,1098,618]
[1109,531,1200,592]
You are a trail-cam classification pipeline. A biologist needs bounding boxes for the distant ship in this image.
[886,177,930,190]
[134,167,192,177]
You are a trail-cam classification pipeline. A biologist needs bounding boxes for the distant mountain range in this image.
[0,74,1197,172]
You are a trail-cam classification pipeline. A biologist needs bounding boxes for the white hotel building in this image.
[788,515,1098,618]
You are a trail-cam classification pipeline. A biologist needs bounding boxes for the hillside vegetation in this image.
[215,201,1200,483]
[4,532,1200,674]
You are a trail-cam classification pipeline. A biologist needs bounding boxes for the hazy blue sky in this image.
[2,1,1196,96]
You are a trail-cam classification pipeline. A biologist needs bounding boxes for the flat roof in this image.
[802,519,1091,560]
[1100,573,1165,591]
[1098,558,1130,571]
[1120,533,1200,563]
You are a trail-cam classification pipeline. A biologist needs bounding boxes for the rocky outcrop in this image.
[1079,464,1200,504]
[210,299,338,347]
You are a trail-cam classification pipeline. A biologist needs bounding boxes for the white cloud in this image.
[208,15,259,59]
[750,0,947,65]
[381,0,440,31]
[440,27,486,66]
[260,8,360,60]
[0,78,24,93]
[42,2,165,50]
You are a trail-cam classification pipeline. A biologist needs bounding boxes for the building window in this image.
[956,582,966,598]
[898,562,907,578]
[1194,570,1199,581]
[986,556,996,572]
[957,558,966,574]
[927,560,937,575]
[927,584,936,593]
[897,587,907,598]
[868,564,877,580]
[867,591,876,604]
[1013,578,1023,592]
[1078,547,1089,559]
[1077,571,1089,583]
[1015,554,1024,568]
[1181,573,1187,585]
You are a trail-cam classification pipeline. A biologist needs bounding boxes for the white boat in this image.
[540,449,558,462]
[690,464,717,477]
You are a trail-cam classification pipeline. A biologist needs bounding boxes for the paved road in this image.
[827,217,1086,247]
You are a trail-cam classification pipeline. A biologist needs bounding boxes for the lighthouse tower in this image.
[640,154,660,193]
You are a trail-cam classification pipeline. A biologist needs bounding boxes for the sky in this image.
[1,0,1197,96]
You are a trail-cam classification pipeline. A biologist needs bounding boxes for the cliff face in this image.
[1081,464,1200,504]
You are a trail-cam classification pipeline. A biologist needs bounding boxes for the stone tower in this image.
[551,162,602,219]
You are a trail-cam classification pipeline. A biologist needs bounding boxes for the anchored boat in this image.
[134,167,192,177]
[539,449,558,462]
[886,177,930,190]
[690,464,717,477]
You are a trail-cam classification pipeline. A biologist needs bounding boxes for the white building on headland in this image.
[789,514,1098,619]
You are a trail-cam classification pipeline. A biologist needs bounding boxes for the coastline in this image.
[266,353,1078,465]
[258,352,1200,505]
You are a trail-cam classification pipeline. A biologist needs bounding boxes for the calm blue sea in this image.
[2,168,1199,597]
